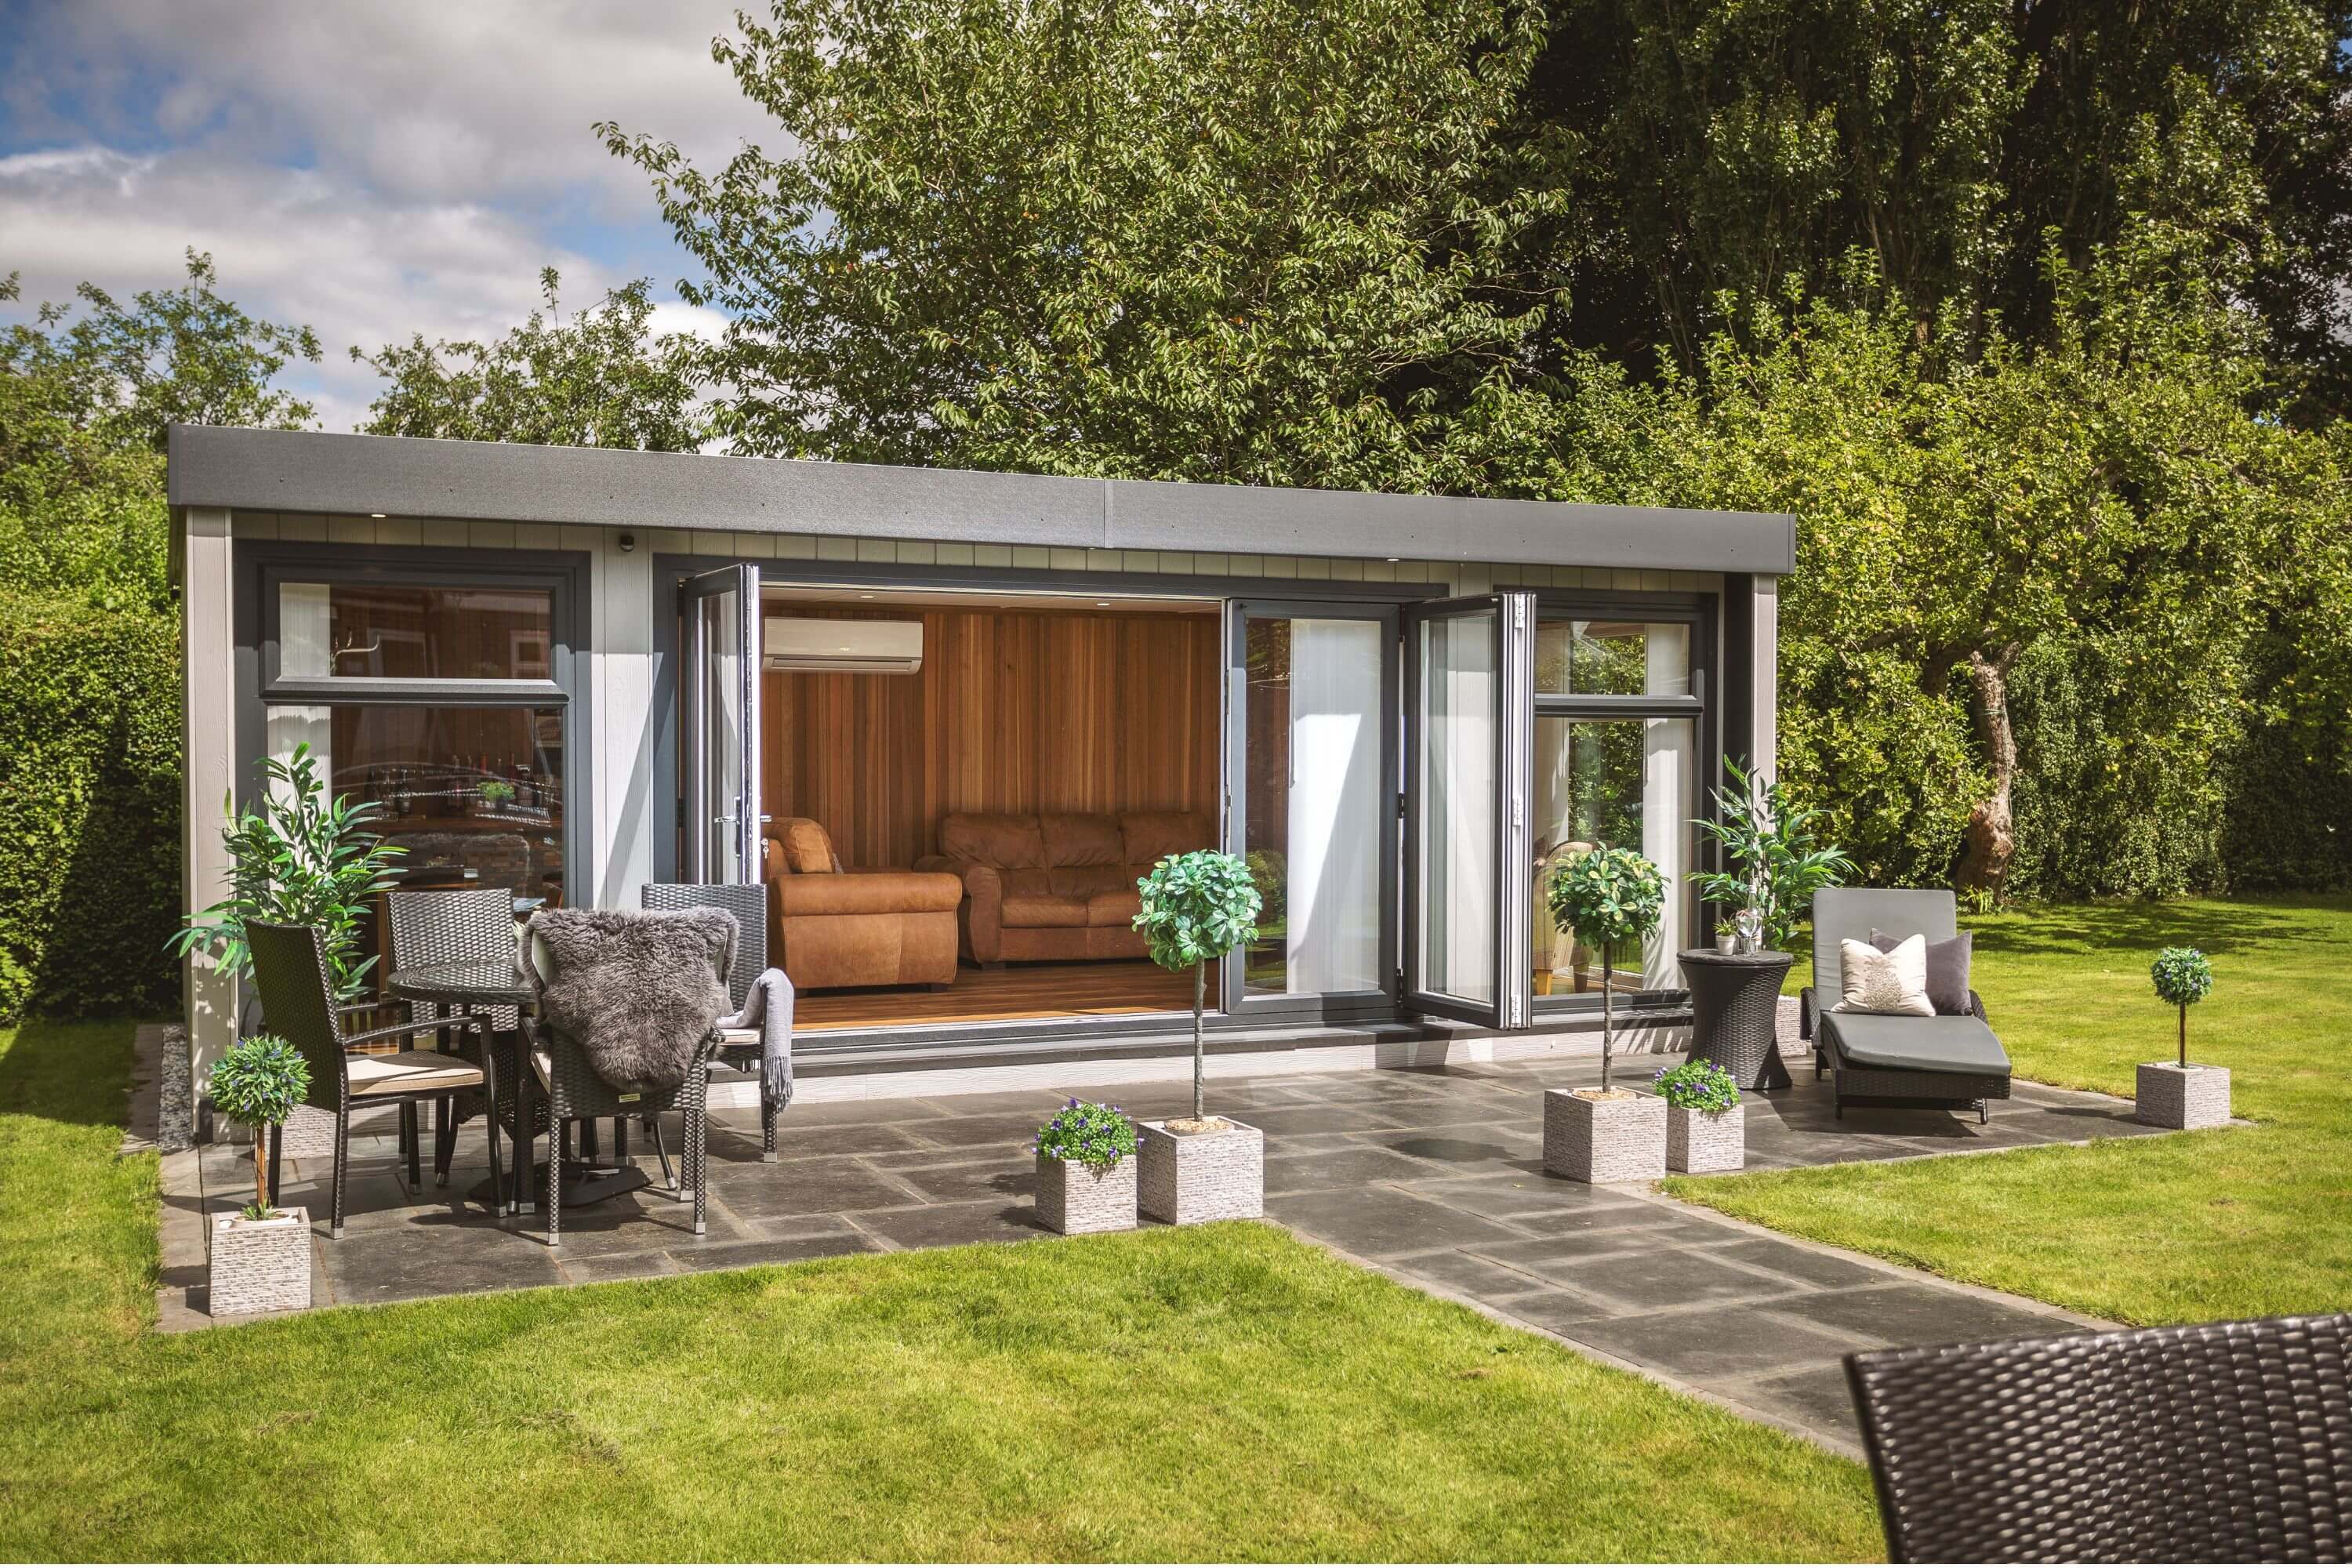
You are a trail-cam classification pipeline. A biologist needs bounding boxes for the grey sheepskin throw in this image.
[526,907,735,1091]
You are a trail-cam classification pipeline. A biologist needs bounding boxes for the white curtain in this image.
[1421,613,1497,1002]
[1287,619,1382,994]
[269,583,333,800]
[1640,629,1693,988]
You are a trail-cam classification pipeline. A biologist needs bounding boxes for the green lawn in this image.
[0,1018,1877,1563]
[1668,896,2352,1328]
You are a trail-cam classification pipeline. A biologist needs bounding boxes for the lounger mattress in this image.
[1821,1011,2012,1076]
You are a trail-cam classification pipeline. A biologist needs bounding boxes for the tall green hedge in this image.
[0,590,181,1022]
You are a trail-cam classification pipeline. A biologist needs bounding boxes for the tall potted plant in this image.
[207,1034,314,1316]
[1131,849,1264,1224]
[171,743,405,1004]
[1689,757,1853,954]
[1543,845,1668,1182]
[2139,946,2227,1129]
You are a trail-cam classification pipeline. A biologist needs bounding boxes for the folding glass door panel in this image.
[1225,602,1397,1022]
[1402,593,1536,1029]
[680,564,761,884]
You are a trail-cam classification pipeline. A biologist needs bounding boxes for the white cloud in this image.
[0,2,779,430]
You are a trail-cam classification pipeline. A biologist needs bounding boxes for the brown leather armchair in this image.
[761,818,963,990]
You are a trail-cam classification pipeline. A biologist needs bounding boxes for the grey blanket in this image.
[525,907,733,1092]
[717,967,796,1112]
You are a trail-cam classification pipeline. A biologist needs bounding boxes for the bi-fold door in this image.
[1400,593,1537,1029]
[679,564,761,884]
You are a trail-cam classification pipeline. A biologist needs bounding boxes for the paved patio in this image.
[158,1033,2194,1455]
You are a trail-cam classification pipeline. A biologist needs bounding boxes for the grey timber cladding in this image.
[168,424,1796,575]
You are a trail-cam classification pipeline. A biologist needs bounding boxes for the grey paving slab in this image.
[165,1030,2170,1466]
[1770,1283,2080,1348]
[1265,1185,1524,1258]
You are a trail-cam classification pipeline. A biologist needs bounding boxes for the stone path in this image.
[147,1025,2205,1456]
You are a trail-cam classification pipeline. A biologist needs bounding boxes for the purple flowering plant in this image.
[1033,1098,1138,1172]
[1653,1058,1740,1117]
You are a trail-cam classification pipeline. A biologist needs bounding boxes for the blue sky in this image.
[0,1,773,428]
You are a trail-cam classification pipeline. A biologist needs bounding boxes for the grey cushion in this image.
[1813,888,1958,998]
[1873,927,1974,1016]
[1822,1011,2010,1076]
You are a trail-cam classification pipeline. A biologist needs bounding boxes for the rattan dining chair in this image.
[515,916,720,1246]
[386,886,517,1187]
[641,881,783,1161]
[1847,1311,2352,1563]
[246,920,504,1237]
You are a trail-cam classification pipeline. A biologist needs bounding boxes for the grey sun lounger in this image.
[1800,887,2012,1123]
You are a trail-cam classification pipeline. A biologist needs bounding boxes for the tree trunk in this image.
[252,1129,269,1214]
[1192,960,1207,1122]
[1600,943,1615,1093]
[1955,644,2022,898]
[2179,1004,2187,1069]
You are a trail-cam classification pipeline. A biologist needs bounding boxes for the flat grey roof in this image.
[168,425,1795,575]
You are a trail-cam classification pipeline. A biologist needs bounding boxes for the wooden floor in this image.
[794,959,1204,1031]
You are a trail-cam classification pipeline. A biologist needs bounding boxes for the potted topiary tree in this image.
[207,1033,314,1316]
[1032,1098,1141,1235]
[1131,849,1263,1224]
[1653,1058,1744,1173]
[1542,845,1668,1183]
[2139,946,2227,1129]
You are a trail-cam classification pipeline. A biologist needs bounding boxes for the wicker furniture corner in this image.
[1847,1310,2352,1563]
[519,1014,713,1247]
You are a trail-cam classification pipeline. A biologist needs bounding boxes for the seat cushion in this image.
[1000,893,1089,928]
[1040,813,1124,867]
[1087,889,1142,927]
[1120,811,1211,866]
[1051,864,1134,899]
[940,812,1045,869]
[348,1049,484,1097]
[1823,1012,2011,1076]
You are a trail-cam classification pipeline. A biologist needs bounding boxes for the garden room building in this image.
[168,425,1791,1101]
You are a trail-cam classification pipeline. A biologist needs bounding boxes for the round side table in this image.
[1679,948,1795,1091]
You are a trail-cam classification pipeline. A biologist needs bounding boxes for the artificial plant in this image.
[1690,756,1853,952]
[2151,946,2215,1067]
[1546,845,1664,1092]
[1134,849,1261,1123]
[209,1033,311,1220]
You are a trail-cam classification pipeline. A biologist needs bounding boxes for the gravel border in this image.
[158,1022,194,1153]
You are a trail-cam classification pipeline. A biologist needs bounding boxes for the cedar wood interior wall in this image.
[761,603,1221,871]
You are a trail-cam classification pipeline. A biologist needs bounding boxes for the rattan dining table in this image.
[387,960,650,1209]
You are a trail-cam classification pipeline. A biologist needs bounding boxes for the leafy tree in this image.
[1522,0,2352,419]
[209,1034,310,1219]
[352,268,713,450]
[2151,946,2215,1067]
[0,252,318,608]
[602,0,1567,492]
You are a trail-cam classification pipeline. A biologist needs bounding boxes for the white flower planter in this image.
[211,1207,311,1316]
[1544,1088,1666,1184]
[1667,1102,1745,1173]
[2137,1062,2231,1130]
[1137,1119,1263,1224]
[1036,1152,1138,1235]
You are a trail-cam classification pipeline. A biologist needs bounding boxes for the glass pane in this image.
[700,589,747,881]
[1243,617,1385,998]
[1415,609,1497,1004]
[1534,618,1690,698]
[279,581,554,681]
[266,703,566,910]
[1532,715,1694,996]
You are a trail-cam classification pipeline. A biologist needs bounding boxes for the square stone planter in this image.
[2137,1062,2231,1130]
[1544,1088,1666,1184]
[1667,1102,1745,1173]
[1036,1152,1138,1235]
[1137,1118,1263,1224]
[211,1207,311,1316]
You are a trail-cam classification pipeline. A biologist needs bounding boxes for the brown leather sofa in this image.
[760,818,964,990]
[916,811,1212,966]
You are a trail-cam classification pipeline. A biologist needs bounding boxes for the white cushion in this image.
[1835,935,1934,1016]
[347,1050,483,1097]
[717,1027,760,1047]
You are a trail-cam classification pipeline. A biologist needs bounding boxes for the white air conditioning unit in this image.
[762,617,924,673]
